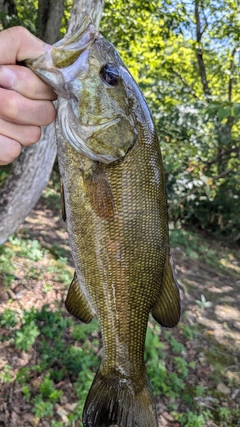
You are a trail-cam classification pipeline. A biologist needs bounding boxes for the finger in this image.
[0,26,51,65]
[0,135,22,165]
[0,88,56,126]
[0,65,57,100]
[0,118,41,146]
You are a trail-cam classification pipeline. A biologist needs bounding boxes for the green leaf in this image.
[217,106,231,121]
[233,103,240,118]
[15,321,40,351]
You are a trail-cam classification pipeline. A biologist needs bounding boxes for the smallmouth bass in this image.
[27,17,181,427]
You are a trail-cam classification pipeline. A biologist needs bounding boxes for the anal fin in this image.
[65,272,94,323]
[151,253,181,328]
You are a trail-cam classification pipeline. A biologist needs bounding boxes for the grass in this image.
[0,301,239,426]
[42,169,62,211]
[169,225,240,278]
[0,233,73,288]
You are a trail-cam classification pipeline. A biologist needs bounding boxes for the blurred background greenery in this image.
[0,0,239,243]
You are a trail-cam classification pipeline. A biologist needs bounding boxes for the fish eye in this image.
[100,64,120,86]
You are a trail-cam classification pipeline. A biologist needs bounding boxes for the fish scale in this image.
[26,16,181,427]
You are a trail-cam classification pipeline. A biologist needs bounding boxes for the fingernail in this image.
[0,66,16,89]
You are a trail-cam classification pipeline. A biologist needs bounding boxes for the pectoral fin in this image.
[151,254,181,328]
[65,272,94,323]
[83,163,115,221]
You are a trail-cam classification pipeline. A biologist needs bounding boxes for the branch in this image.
[203,146,240,169]
[195,0,201,42]
[194,0,211,97]
[168,67,201,101]
[201,8,209,37]
[228,45,239,102]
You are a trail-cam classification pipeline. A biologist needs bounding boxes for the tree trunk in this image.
[38,0,65,44]
[0,0,104,245]
[0,0,17,28]
[194,0,211,98]
[67,0,104,34]
[0,124,56,245]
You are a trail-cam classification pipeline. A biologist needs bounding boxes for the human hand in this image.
[0,26,57,165]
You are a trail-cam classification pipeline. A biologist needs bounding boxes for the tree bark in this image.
[194,0,211,98]
[0,0,104,244]
[0,124,56,245]
[38,0,65,44]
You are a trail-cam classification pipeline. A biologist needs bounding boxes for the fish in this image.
[26,16,181,427]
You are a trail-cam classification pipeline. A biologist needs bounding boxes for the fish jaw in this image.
[25,16,97,99]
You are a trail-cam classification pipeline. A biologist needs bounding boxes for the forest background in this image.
[0,1,239,426]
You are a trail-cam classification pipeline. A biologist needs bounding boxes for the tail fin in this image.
[82,368,158,427]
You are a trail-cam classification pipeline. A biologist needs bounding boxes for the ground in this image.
[0,176,240,427]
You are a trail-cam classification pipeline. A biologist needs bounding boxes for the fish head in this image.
[27,16,139,163]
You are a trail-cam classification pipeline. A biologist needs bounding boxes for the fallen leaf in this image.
[158,415,168,426]
[64,402,78,412]
[162,411,174,422]
[55,404,69,424]
[31,416,40,427]
[217,383,231,395]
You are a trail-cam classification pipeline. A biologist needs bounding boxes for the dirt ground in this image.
[0,191,240,427]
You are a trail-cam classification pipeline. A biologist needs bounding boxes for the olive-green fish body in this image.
[27,17,180,427]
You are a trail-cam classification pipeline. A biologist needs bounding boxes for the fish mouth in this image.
[51,16,97,69]
[25,16,97,98]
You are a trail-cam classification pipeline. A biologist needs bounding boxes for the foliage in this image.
[173,410,207,427]
[101,0,240,242]
[0,231,73,292]
[0,308,18,327]
[1,301,239,425]
[0,0,72,35]
[39,374,63,401]
[0,364,13,383]
[0,242,16,285]
[0,304,99,424]
[0,0,38,33]
[195,294,212,309]
[42,168,62,211]
[10,235,46,261]
[15,320,40,351]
